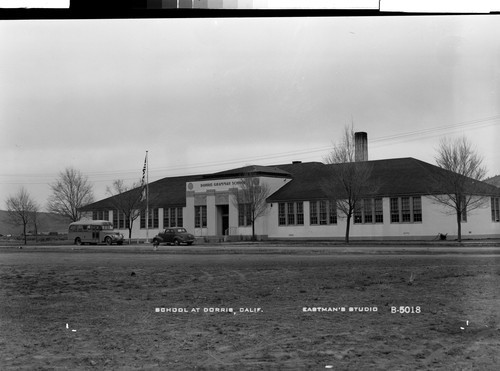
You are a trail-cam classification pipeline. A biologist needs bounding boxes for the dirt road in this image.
[1,246,499,370]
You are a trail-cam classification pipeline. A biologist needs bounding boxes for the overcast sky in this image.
[1,15,499,208]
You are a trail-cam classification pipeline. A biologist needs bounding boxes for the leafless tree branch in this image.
[430,136,488,241]
[231,174,271,241]
[47,167,94,222]
[5,187,39,245]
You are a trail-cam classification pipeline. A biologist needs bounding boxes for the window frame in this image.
[492,197,500,222]
[390,196,423,224]
[238,203,252,227]
[309,200,337,226]
[163,207,184,228]
[194,205,207,228]
[278,202,304,226]
[140,208,159,229]
[353,198,383,224]
[92,210,109,221]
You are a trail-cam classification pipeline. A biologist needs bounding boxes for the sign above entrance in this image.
[187,178,245,193]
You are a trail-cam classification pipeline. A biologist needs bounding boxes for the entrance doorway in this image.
[217,205,229,236]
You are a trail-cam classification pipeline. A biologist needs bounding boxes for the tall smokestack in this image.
[354,132,368,162]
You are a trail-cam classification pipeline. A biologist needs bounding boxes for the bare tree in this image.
[47,167,94,222]
[106,179,145,243]
[431,136,488,242]
[232,175,271,241]
[5,187,39,245]
[323,125,374,244]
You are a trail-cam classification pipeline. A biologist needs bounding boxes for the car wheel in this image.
[174,239,180,246]
[75,237,81,245]
[105,237,112,245]
[186,242,193,246]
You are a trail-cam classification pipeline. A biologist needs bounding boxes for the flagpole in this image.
[146,150,149,243]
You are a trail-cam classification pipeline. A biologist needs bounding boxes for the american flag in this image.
[140,152,147,201]
[141,153,147,186]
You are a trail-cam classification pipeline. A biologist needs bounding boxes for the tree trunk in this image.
[456,211,462,242]
[23,222,27,245]
[251,222,256,241]
[345,214,351,244]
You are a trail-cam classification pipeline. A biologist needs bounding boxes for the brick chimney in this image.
[354,132,368,162]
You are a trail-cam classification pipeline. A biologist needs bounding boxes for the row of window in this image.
[94,209,183,229]
[139,208,184,229]
[92,197,500,229]
[278,197,423,226]
[93,206,245,229]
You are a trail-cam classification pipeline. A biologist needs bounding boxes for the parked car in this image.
[152,228,195,246]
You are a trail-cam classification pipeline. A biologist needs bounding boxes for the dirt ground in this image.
[1,245,499,370]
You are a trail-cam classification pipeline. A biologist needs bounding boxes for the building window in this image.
[140,208,159,229]
[390,196,423,223]
[310,200,337,225]
[401,197,411,222]
[390,198,400,223]
[296,202,304,225]
[92,210,109,221]
[354,202,362,224]
[310,202,318,225]
[353,198,383,224]
[113,210,130,229]
[195,206,207,228]
[278,202,304,226]
[119,211,125,229]
[492,197,500,222]
[238,204,252,226]
[287,202,295,225]
[151,208,159,228]
[164,209,170,227]
[238,204,244,226]
[319,200,328,225]
[413,197,422,222]
[278,203,286,226]
[329,201,337,224]
[364,199,373,223]
[164,207,183,228]
[177,208,183,227]
[375,198,383,223]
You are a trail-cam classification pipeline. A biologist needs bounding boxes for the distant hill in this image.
[0,210,71,236]
[485,175,500,188]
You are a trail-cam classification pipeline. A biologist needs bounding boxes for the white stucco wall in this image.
[266,196,500,240]
[86,192,500,241]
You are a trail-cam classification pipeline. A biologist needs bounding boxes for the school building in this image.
[80,135,500,242]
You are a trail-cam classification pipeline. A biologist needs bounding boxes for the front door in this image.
[217,205,229,236]
[222,215,229,236]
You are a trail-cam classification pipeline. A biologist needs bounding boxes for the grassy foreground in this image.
[1,248,499,370]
